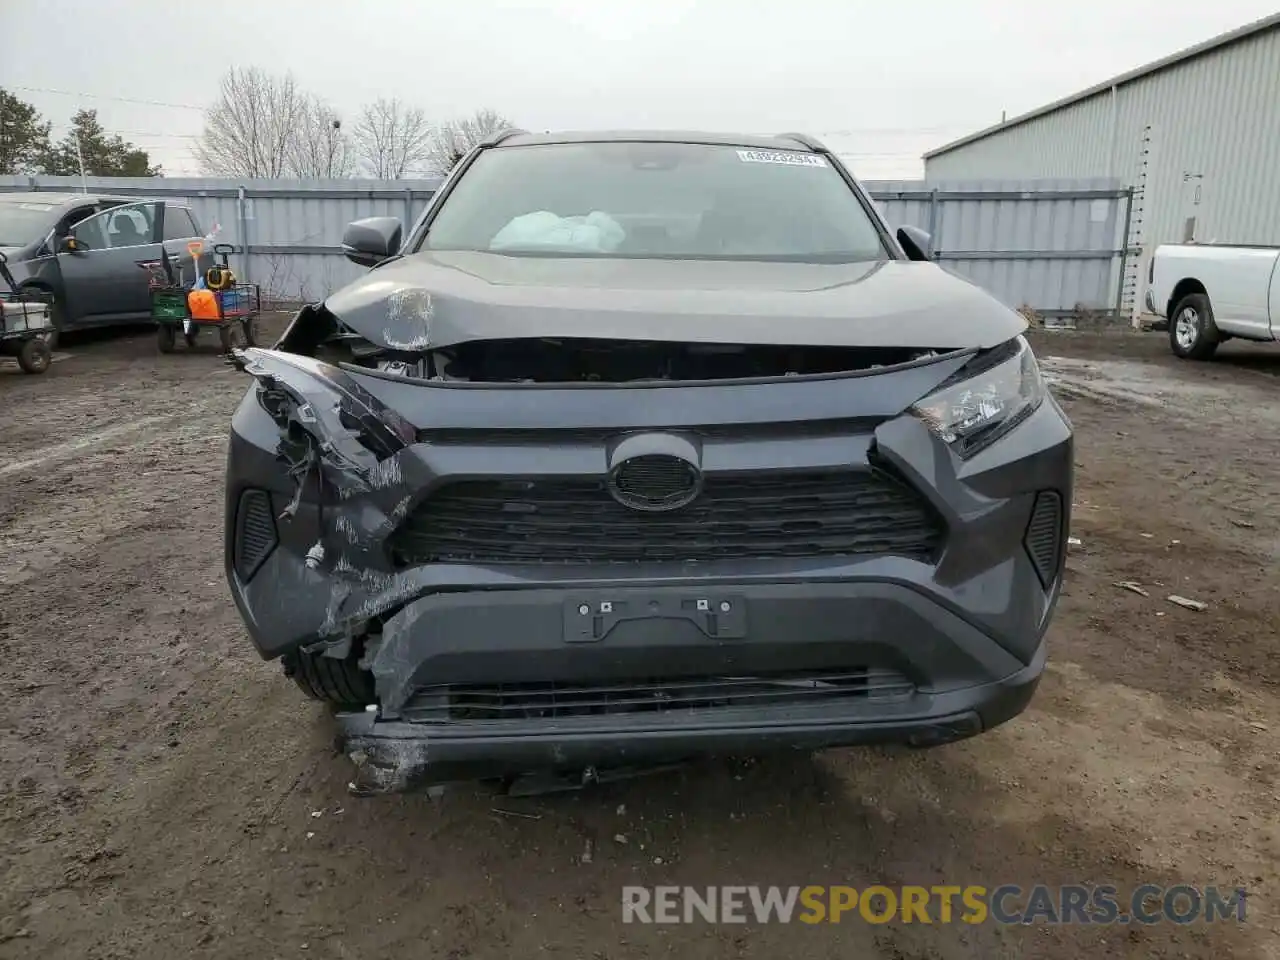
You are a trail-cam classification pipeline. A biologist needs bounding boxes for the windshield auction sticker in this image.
[736,150,828,167]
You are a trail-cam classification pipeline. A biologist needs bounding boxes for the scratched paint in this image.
[383,289,434,351]
[366,455,405,490]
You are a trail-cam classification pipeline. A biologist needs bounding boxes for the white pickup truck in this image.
[1146,243,1280,360]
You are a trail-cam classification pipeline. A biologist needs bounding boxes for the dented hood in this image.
[323,251,1027,351]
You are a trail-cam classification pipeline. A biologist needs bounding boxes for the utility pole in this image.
[330,118,342,178]
[75,132,87,193]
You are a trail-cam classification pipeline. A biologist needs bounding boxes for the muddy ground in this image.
[1,320,1278,959]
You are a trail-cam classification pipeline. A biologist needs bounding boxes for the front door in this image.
[158,203,206,281]
[56,201,161,325]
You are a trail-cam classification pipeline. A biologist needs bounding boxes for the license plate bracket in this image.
[563,593,747,643]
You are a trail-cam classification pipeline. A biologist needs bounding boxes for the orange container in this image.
[188,288,220,320]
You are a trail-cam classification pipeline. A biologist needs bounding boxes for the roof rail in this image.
[775,132,828,152]
[481,127,530,148]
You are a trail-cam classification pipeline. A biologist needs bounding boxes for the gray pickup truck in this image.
[0,192,205,343]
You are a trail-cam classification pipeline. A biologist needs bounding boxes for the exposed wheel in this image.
[184,328,199,348]
[241,316,259,347]
[1169,293,1219,360]
[218,323,235,354]
[282,649,374,708]
[16,338,51,374]
[18,284,61,350]
[157,324,176,354]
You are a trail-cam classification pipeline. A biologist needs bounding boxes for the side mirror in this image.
[896,225,933,262]
[60,235,82,254]
[342,217,402,267]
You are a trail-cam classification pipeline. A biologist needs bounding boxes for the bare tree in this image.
[353,98,433,178]
[289,97,354,178]
[423,108,514,176]
[195,67,309,177]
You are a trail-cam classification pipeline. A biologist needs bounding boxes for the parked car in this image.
[0,192,205,343]
[1146,242,1280,359]
[224,130,1074,794]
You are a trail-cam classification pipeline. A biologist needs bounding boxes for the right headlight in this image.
[910,335,1046,458]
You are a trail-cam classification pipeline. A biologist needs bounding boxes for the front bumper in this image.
[224,350,1073,789]
[337,581,1048,793]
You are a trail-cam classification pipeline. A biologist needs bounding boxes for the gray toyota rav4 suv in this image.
[224,130,1073,794]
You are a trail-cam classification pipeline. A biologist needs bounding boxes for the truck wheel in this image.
[282,649,375,708]
[157,324,176,354]
[17,338,51,374]
[1169,293,1219,360]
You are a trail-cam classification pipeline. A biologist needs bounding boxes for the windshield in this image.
[0,201,58,247]
[419,141,889,262]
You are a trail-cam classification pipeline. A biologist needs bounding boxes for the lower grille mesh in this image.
[389,470,945,566]
[1024,491,1063,587]
[403,668,916,724]
[234,488,277,581]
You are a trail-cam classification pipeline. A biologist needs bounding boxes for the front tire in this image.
[282,649,374,708]
[1169,293,1219,360]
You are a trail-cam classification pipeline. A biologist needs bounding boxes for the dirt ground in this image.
[1,319,1278,959]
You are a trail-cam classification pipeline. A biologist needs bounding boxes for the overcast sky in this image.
[4,0,1277,179]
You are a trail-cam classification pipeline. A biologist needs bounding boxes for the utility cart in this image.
[149,242,261,354]
[0,251,54,375]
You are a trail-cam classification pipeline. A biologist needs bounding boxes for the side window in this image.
[163,206,197,241]
[104,203,158,248]
[55,205,98,237]
[71,212,109,251]
[70,201,160,251]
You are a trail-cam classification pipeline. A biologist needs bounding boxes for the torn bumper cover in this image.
[336,587,1048,795]
[225,345,1071,794]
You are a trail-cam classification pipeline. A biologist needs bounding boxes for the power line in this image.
[17,89,965,139]
[38,128,929,159]
[11,85,206,112]
[49,125,201,141]
[814,126,973,137]
[45,124,925,157]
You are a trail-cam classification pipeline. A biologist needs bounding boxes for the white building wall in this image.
[924,24,1280,312]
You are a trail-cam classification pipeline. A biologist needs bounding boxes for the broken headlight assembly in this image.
[910,335,1046,458]
[234,348,417,465]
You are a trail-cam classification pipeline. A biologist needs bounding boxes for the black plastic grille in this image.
[389,470,945,566]
[403,668,916,724]
[234,488,277,581]
[1024,490,1063,587]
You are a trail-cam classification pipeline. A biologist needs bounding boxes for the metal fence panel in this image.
[866,177,1127,316]
[1,174,1127,316]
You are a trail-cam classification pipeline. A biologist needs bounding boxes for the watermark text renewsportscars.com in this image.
[621,884,1247,925]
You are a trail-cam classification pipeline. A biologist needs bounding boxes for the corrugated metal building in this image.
[922,13,1280,317]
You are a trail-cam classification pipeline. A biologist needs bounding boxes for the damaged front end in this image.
[275,299,950,385]
[227,289,1065,798]
[227,343,428,638]
[225,341,722,796]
